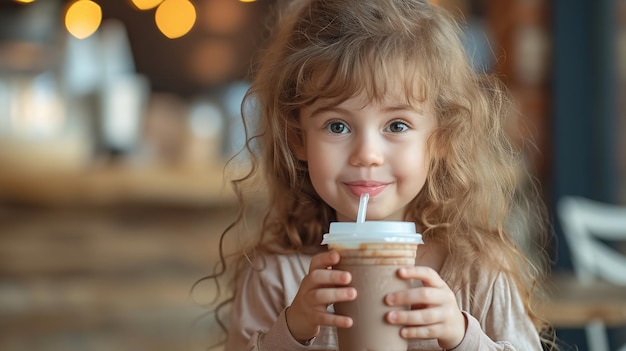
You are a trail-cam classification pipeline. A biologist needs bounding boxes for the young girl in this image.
[217,0,553,350]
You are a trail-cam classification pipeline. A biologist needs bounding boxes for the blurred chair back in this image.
[557,196,626,351]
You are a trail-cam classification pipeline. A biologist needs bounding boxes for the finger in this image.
[385,286,449,306]
[307,287,357,306]
[313,311,354,329]
[399,320,465,349]
[386,306,447,326]
[399,323,443,340]
[309,250,341,273]
[397,266,447,288]
[308,268,352,287]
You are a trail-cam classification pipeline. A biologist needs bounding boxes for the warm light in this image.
[188,39,237,84]
[239,0,256,2]
[65,0,102,39]
[130,0,163,10]
[155,0,196,39]
[13,0,36,3]
[200,0,249,35]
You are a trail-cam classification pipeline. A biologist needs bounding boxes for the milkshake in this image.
[322,215,422,350]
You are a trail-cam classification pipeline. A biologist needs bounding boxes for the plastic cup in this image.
[321,221,423,351]
[310,325,338,350]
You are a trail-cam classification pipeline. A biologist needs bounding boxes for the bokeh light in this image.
[64,0,102,39]
[200,0,249,35]
[155,0,196,39]
[129,0,163,11]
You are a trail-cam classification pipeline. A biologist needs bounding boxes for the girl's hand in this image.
[285,250,356,342]
[385,266,467,350]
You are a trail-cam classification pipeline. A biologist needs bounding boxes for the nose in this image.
[349,132,384,167]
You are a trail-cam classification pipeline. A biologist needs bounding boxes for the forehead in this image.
[299,84,436,129]
[306,86,426,113]
[303,69,429,113]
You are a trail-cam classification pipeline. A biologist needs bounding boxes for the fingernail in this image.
[388,311,397,322]
[386,295,395,305]
[329,251,338,260]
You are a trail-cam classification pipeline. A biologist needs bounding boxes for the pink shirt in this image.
[225,252,542,351]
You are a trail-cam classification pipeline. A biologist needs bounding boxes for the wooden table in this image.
[0,162,247,207]
[537,273,626,328]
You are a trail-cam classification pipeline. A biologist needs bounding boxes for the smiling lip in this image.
[345,181,388,197]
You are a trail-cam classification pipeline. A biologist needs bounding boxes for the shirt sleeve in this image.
[224,255,310,351]
[451,271,543,351]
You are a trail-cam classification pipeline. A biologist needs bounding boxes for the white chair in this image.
[557,196,626,351]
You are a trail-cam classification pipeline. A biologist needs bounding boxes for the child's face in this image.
[297,88,437,222]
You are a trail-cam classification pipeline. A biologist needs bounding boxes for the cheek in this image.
[391,144,431,189]
[306,139,345,173]
[306,152,331,186]
[397,144,430,169]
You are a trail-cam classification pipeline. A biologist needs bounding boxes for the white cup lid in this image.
[321,221,423,247]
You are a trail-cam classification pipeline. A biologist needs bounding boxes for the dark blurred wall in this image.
[552,0,619,268]
[552,1,623,350]
[0,0,275,97]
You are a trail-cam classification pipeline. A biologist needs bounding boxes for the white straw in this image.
[356,193,369,223]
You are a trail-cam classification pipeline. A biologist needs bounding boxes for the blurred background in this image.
[0,0,624,350]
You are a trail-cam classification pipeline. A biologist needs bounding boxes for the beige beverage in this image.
[322,222,422,351]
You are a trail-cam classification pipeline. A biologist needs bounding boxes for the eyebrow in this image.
[307,105,348,118]
[307,103,423,118]
[382,104,424,114]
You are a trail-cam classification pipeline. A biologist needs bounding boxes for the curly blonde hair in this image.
[209,0,553,346]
